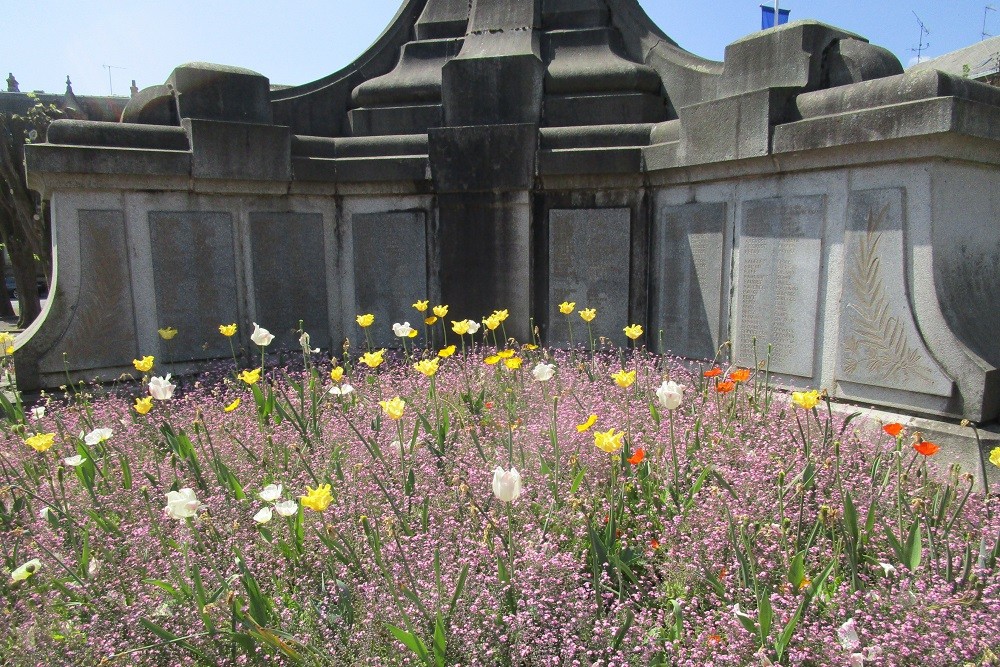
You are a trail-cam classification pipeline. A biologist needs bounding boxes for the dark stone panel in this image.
[353,211,427,348]
[149,211,239,360]
[250,212,329,349]
[650,202,726,359]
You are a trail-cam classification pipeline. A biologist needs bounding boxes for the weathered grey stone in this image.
[352,211,427,348]
[46,120,189,150]
[186,119,291,181]
[836,188,951,396]
[250,212,329,349]
[547,208,630,347]
[650,202,726,359]
[429,124,537,191]
[39,210,137,373]
[149,211,239,360]
[733,196,825,378]
[168,62,272,124]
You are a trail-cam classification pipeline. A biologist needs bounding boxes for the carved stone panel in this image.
[548,208,630,347]
[353,211,427,348]
[250,212,329,349]
[733,196,825,377]
[650,202,726,359]
[149,212,239,359]
[42,210,137,372]
[837,189,951,396]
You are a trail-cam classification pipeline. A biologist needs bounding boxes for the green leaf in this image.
[904,521,922,571]
[843,491,859,544]
[433,616,447,667]
[787,551,805,589]
[387,624,430,663]
[611,607,634,651]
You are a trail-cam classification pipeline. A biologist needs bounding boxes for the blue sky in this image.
[4,1,996,96]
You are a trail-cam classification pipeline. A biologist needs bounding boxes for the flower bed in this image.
[2,315,1000,666]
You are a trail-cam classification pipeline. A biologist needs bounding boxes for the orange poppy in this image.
[703,367,723,378]
[627,448,646,465]
[730,368,751,382]
[650,538,660,550]
[913,440,940,457]
[883,423,904,437]
[715,380,735,394]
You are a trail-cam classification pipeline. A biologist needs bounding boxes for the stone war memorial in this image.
[15,0,1000,448]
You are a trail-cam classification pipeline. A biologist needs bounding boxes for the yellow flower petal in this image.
[576,414,598,432]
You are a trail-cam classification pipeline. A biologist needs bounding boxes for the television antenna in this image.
[911,12,930,64]
[102,64,126,96]
[983,5,996,40]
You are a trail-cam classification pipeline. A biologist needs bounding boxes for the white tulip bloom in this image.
[492,466,522,503]
[63,455,86,467]
[148,374,176,401]
[258,483,283,502]
[328,384,355,396]
[655,380,685,411]
[84,427,113,446]
[253,506,273,524]
[531,362,555,382]
[393,322,414,338]
[465,320,480,334]
[30,406,45,420]
[274,500,299,517]
[251,322,275,347]
[164,488,201,520]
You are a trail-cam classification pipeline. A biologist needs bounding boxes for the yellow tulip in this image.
[576,414,598,432]
[356,313,375,328]
[425,316,438,326]
[224,398,241,412]
[408,329,418,338]
[504,357,522,370]
[360,349,385,368]
[24,432,56,452]
[438,345,456,358]
[158,327,178,340]
[990,446,1000,468]
[414,358,439,377]
[219,324,237,337]
[133,355,154,373]
[497,349,515,359]
[623,324,643,340]
[579,308,596,322]
[238,368,262,385]
[484,314,501,331]
[433,305,449,318]
[594,428,624,453]
[379,396,406,420]
[791,390,821,410]
[134,396,154,415]
[493,309,509,322]
[300,484,333,512]
[522,343,538,351]
[330,366,344,382]
[451,320,470,336]
[611,370,636,388]
[559,301,575,315]
[484,355,501,365]
[413,300,429,312]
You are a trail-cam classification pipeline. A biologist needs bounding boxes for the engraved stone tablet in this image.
[353,211,427,348]
[548,208,630,347]
[251,212,329,349]
[733,196,825,377]
[42,210,137,372]
[150,212,239,359]
[836,189,951,396]
[650,202,726,359]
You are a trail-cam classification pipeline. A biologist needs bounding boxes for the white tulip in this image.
[328,384,355,396]
[492,466,522,503]
[63,455,86,467]
[655,380,685,411]
[148,374,176,401]
[253,506,273,524]
[274,500,298,517]
[30,406,45,420]
[531,362,555,382]
[837,618,860,652]
[251,322,274,347]
[164,487,201,520]
[84,427,113,446]
[10,558,42,582]
[392,322,414,338]
[466,320,480,334]
[258,483,283,502]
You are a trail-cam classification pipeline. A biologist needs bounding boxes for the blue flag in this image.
[761,5,791,29]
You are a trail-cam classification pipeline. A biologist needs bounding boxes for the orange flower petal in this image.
[883,423,904,437]
[914,440,940,456]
